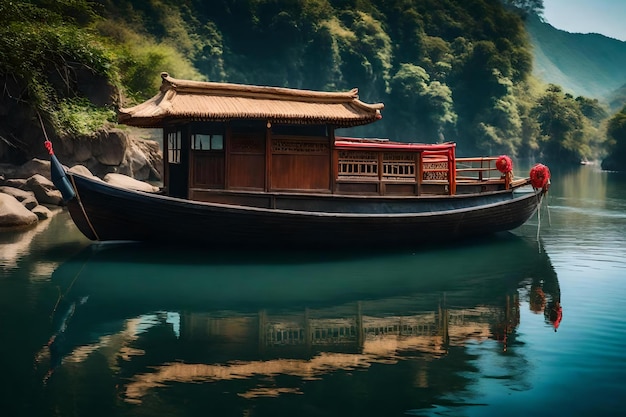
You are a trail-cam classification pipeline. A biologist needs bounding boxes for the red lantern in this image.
[529,163,551,189]
[496,155,513,174]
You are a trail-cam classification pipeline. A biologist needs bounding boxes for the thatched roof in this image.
[118,73,384,128]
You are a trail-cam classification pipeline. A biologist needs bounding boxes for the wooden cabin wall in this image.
[270,136,330,191]
[228,133,266,190]
[191,152,224,188]
[186,121,334,196]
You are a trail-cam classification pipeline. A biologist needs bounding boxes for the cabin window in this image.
[168,130,182,164]
[191,134,224,151]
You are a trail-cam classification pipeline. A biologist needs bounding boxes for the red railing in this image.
[333,138,510,195]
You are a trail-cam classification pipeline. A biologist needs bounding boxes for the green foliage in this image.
[601,106,626,170]
[87,0,547,152]
[98,21,204,101]
[575,97,609,126]
[1,0,614,164]
[55,98,116,136]
[531,85,603,162]
[514,78,543,157]
[501,0,544,16]
[606,107,626,155]
[332,11,393,97]
[388,63,456,141]
[0,0,113,134]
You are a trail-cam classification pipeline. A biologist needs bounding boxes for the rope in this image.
[536,197,542,243]
[38,112,98,239]
[535,188,551,247]
[546,189,552,227]
[69,174,101,241]
[49,251,91,319]
[37,112,54,155]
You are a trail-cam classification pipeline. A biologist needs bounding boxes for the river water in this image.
[1,164,625,417]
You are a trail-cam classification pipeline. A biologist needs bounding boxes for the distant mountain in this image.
[607,83,626,112]
[526,14,626,111]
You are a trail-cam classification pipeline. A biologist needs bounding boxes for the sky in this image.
[542,0,626,41]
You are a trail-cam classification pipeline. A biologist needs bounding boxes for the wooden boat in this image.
[50,72,550,248]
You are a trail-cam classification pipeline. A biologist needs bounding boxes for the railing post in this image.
[416,152,422,195]
[448,147,456,195]
[378,151,383,195]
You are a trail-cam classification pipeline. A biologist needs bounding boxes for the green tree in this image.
[602,106,626,170]
[532,85,589,163]
[575,96,609,126]
[501,0,544,16]
[388,63,456,141]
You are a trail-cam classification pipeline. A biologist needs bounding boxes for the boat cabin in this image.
[118,73,511,206]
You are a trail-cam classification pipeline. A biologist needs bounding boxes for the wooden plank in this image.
[229,133,265,190]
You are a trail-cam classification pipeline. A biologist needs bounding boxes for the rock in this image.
[26,174,63,205]
[0,193,38,228]
[0,164,17,179]
[72,136,94,162]
[93,129,129,166]
[103,173,159,192]
[69,164,96,177]
[123,142,151,180]
[12,158,51,181]
[31,205,52,220]
[114,135,162,181]
[1,178,27,188]
[0,186,38,210]
[601,156,626,172]
[68,164,105,183]
[136,139,163,181]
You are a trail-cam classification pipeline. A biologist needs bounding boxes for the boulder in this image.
[69,164,96,177]
[0,186,38,210]
[0,164,16,178]
[103,173,159,192]
[31,205,52,220]
[93,129,129,166]
[71,136,94,163]
[26,174,63,205]
[1,178,27,188]
[122,142,151,180]
[137,139,163,181]
[0,193,38,228]
[12,158,51,180]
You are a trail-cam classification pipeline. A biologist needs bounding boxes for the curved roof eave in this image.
[118,72,384,128]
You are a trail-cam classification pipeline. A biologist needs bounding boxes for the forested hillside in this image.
[96,0,540,155]
[0,0,614,167]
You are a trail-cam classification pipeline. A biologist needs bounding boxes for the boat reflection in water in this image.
[38,234,561,413]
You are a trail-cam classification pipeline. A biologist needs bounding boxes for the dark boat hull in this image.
[65,173,544,248]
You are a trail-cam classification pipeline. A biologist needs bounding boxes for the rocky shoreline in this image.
[0,129,163,229]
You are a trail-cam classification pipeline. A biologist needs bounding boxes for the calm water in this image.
[1,164,625,417]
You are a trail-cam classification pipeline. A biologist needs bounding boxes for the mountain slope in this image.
[526,13,626,106]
